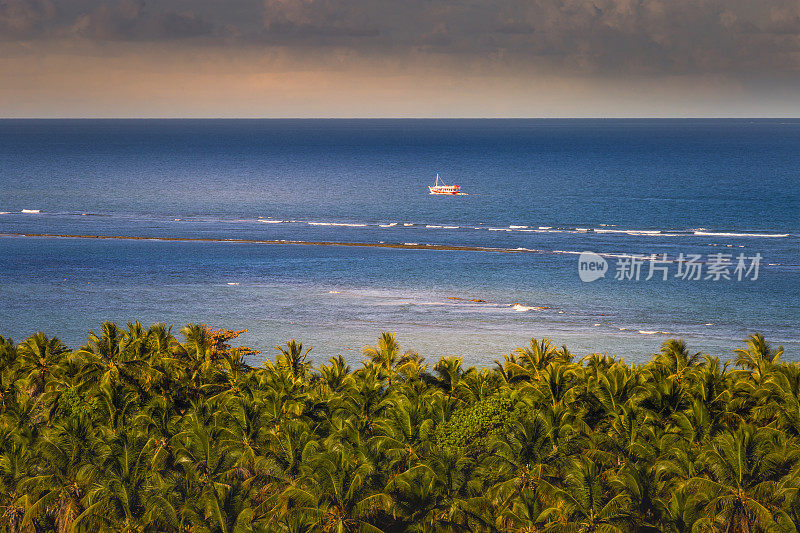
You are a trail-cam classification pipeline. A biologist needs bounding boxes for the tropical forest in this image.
[0,323,798,532]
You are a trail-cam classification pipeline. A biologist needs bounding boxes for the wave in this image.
[595,229,662,235]
[4,209,795,242]
[511,303,549,312]
[694,231,789,238]
[308,222,368,227]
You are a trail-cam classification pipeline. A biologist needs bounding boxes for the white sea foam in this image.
[488,228,512,232]
[21,209,40,214]
[0,212,10,215]
[594,229,662,235]
[404,243,419,246]
[308,222,367,227]
[509,225,528,229]
[539,226,552,230]
[694,231,789,238]
[512,304,536,312]
[226,282,240,286]
[329,290,341,294]
[379,222,398,227]
[403,223,414,226]
[258,219,284,224]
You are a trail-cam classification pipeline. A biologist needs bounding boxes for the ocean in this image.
[0,119,797,365]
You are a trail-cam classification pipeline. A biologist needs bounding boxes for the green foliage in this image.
[56,387,91,420]
[436,395,516,453]
[0,327,796,533]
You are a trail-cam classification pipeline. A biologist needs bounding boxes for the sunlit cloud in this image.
[1,0,797,116]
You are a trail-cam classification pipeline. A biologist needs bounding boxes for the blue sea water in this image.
[0,119,798,365]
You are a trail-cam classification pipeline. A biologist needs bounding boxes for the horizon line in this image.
[2,116,800,120]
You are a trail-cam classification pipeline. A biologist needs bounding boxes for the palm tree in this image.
[318,355,351,393]
[280,442,391,533]
[486,410,560,530]
[653,339,704,383]
[535,363,578,410]
[546,456,634,532]
[654,486,702,533]
[334,367,394,437]
[0,334,17,375]
[755,365,800,436]
[372,394,434,473]
[422,445,492,532]
[275,340,312,381]
[383,464,441,531]
[456,367,501,403]
[16,332,69,397]
[76,322,147,394]
[689,424,797,532]
[0,437,30,533]
[75,432,155,532]
[171,410,240,532]
[734,333,784,383]
[429,357,464,398]
[22,416,107,533]
[362,332,416,386]
[513,337,571,381]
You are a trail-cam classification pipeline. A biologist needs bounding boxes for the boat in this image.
[428,174,462,195]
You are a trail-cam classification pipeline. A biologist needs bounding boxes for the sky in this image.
[0,0,798,117]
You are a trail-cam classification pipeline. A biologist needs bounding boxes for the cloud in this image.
[67,0,213,41]
[0,0,55,39]
[1,0,798,80]
[246,0,800,77]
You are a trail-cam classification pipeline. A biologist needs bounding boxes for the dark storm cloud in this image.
[2,0,798,75]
